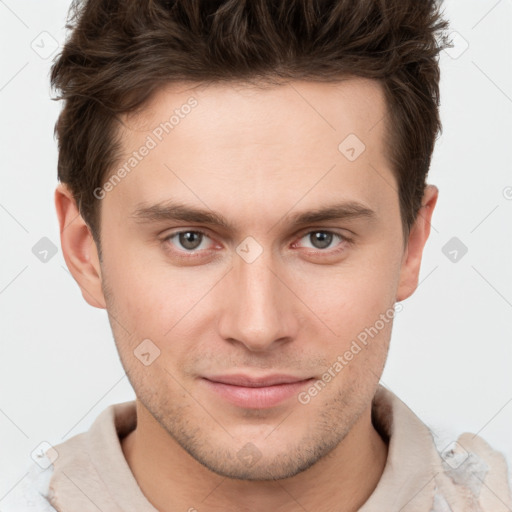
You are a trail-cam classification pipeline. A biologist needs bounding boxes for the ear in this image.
[55,183,106,309]
[396,185,438,302]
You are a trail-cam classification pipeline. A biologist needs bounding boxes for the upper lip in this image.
[203,374,312,387]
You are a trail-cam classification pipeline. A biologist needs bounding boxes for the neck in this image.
[121,400,388,512]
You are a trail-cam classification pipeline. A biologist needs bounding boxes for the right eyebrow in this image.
[131,201,235,231]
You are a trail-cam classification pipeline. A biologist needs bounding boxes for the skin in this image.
[55,78,437,512]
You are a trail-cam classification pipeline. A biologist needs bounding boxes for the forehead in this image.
[108,78,396,230]
[127,78,387,150]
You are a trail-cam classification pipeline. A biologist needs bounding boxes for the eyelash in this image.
[161,229,352,259]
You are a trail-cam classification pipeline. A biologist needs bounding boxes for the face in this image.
[61,78,430,480]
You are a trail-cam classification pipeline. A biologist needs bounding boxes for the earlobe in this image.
[55,183,106,309]
[396,185,438,302]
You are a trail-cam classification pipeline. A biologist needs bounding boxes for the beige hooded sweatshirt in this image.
[4,385,511,511]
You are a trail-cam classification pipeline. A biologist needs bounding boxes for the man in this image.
[5,0,511,511]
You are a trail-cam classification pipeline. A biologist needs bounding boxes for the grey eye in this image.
[307,231,334,249]
[177,231,204,250]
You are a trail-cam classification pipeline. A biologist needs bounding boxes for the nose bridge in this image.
[218,245,295,351]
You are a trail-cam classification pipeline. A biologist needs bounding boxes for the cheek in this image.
[101,243,226,342]
[291,252,401,338]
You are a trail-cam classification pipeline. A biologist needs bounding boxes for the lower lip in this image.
[202,378,313,409]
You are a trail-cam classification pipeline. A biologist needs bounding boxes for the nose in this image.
[217,248,298,352]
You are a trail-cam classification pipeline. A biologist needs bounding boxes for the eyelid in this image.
[294,227,352,239]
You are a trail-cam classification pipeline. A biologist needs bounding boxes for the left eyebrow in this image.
[284,202,376,226]
[131,199,376,232]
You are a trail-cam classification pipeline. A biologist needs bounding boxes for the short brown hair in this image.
[51,0,449,246]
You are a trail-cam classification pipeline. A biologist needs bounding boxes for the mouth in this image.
[201,374,315,409]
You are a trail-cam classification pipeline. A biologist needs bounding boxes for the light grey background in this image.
[1,0,511,500]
